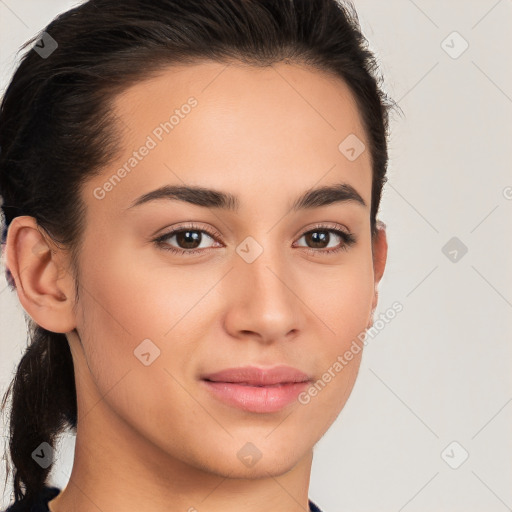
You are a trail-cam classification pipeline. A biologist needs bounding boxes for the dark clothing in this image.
[4,486,324,511]
[3,487,60,512]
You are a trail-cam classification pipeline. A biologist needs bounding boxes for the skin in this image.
[6,60,387,512]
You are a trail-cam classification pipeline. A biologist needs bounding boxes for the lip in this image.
[201,365,312,386]
[200,365,313,413]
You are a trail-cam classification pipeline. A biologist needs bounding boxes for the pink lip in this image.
[201,365,313,413]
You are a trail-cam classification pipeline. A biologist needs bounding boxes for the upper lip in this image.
[201,365,312,386]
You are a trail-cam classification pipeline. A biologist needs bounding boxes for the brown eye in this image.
[170,229,207,250]
[153,223,221,255]
[294,225,356,255]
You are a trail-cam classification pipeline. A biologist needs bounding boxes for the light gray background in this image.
[1,1,511,511]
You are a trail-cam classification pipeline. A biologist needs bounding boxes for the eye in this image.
[294,223,356,255]
[153,223,221,255]
[153,222,357,256]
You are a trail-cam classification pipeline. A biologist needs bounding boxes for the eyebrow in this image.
[125,182,367,212]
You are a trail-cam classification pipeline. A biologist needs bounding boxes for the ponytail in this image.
[1,321,76,504]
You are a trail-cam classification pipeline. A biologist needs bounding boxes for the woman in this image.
[0,0,395,510]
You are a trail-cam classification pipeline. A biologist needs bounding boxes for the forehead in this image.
[113,60,366,145]
[84,60,372,215]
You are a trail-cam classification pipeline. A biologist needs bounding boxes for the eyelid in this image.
[153,222,221,241]
[293,222,356,250]
[153,222,221,247]
[154,221,350,240]
[299,222,350,237]
[153,221,356,255]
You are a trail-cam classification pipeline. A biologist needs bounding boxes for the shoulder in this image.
[309,498,325,512]
[3,486,61,512]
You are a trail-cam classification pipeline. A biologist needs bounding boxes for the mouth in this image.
[201,379,311,413]
[238,383,278,387]
[203,379,306,387]
[201,364,312,386]
[199,364,313,413]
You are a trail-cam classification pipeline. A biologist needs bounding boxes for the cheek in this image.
[304,256,375,343]
[74,243,211,394]
[297,256,374,404]
[78,238,178,337]
[74,263,194,440]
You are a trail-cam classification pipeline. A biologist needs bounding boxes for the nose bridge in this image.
[226,230,302,338]
[242,246,289,300]
[237,230,285,291]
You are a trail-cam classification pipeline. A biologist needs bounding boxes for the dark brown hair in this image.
[0,0,397,507]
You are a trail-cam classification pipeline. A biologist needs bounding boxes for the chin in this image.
[216,455,302,479]
[232,440,309,478]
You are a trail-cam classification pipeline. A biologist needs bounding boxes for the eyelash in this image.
[152,222,357,257]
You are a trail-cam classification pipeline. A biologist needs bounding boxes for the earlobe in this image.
[5,216,77,333]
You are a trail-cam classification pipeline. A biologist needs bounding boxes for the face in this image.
[58,61,386,477]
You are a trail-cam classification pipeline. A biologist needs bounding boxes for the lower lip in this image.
[201,380,311,413]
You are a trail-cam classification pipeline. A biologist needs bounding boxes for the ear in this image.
[368,220,388,327]
[5,216,77,333]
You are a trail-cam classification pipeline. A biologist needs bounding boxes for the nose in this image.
[222,243,304,345]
